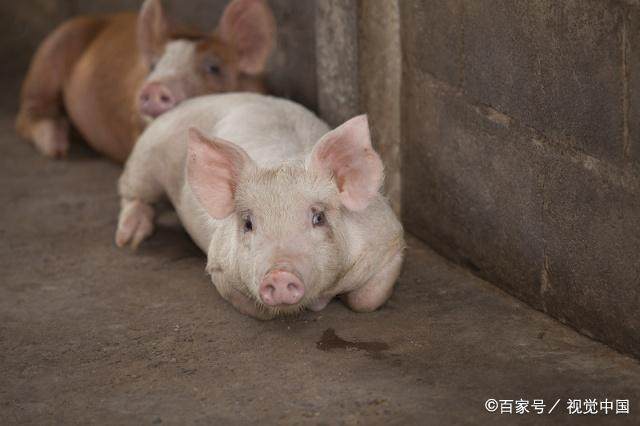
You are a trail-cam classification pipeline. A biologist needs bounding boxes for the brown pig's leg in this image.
[16,17,104,158]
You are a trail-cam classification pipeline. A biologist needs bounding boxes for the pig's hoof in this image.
[116,199,155,249]
[31,119,70,158]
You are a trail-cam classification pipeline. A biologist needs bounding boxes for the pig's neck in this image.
[175,184,218,253]
[331,197,405,295]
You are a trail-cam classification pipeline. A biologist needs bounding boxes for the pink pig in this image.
[16,0,275,163]
[116,93,405,319]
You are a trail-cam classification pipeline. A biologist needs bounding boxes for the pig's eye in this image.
[149,60,157,72]
[312,210,326,227]
[207,64,221,75]
[243,216,254,233]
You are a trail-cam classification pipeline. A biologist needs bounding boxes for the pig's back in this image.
[161,93,330,166]
[210,95,330,167]
[142,93,330,195]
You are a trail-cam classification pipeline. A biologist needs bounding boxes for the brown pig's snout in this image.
[259,269,305,306]
[138,82,180,118]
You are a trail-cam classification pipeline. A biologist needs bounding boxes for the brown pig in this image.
[15,0,276,162]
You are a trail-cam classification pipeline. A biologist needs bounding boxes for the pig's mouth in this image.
[260,301,307,316]
[138,102,181,123]
[257,293,330,316]
[250,286,330,317]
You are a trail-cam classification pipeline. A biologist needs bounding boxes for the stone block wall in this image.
[315,0,402,214]
[401,0,640,358]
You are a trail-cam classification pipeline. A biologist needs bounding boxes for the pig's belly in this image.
[63,44,140,163]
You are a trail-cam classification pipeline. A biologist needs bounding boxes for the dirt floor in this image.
[1,99,640,425]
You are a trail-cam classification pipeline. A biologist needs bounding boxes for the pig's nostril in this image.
[160,94,171,103]
[141,94,150,102]
[260,271,304,306]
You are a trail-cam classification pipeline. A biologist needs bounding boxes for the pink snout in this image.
[138,83,178,118]
[259,270,305,306]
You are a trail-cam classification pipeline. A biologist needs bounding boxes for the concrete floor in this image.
[1,107,640,425]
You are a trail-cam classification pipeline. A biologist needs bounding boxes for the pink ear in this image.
[217,0,276,75]
[137,0,169,66]
[309,115,384,211]
[186,128,252,219]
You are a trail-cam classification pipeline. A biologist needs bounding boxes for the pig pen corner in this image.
[2,0,640,425]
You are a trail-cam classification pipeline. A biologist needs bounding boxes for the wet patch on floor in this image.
[316,328,390,358]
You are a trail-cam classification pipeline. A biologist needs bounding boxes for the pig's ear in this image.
[217,0,276,75]
[137,0,169,66]
[309,115,384,211]
[187,127,253,219]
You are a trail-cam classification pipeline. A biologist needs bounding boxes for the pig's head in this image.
[187,115,384,316]
[136,0,275,120]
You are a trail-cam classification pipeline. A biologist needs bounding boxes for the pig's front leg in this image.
[115,149,164,249]
[342,251,403,313]
[115,198,155,249]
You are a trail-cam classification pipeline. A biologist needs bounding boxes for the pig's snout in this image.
[259,270,305,306]
[138,83,177,118]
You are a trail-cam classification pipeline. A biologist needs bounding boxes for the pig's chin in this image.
[140,113,155,125]
[138,100,184,123]
[259,301,306,317]
[139,109,171,124]
[253,293,316,317]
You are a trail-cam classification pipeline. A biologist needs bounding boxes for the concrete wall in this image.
[401,0,640,358]
[315,0,359,128]
[315,0,402,214]
[358,0,401,216]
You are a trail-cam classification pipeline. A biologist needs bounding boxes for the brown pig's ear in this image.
[137,0,169,66]
[217,0,276,75]
[309,115,384,212]
[187,128,253,219]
